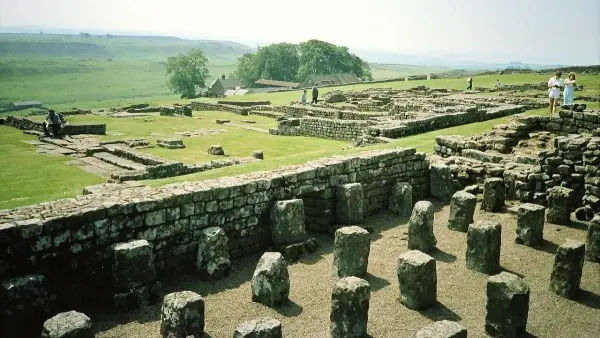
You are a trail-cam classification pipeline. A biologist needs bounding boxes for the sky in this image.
[1,0,599,65]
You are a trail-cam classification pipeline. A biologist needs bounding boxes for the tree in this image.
[298,40,372,81]
[165,48,210,99]
[234,43,300,87]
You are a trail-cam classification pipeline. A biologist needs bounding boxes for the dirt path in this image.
[94,201,600,338]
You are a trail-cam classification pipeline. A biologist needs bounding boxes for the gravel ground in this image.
[94,201,600,338]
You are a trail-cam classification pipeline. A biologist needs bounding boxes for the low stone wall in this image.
[4,116,106,135]
[372,105,525,138]
[159,105,192,117]
[298,117,372,140]
[270,105,387,120]
[217,100,271,107]
[190,102,250,115]
[0,148,429,311]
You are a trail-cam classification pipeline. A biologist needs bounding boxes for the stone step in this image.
[93,152,147,171]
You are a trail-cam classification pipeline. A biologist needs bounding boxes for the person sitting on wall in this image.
[43,110,65,138]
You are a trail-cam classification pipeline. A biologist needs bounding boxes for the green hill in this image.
[0,33,253,110]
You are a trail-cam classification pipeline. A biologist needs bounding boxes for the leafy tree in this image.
[233,53,260,87]
[298,40,372,81]
[234,43,300,86]
[165,48,210,99]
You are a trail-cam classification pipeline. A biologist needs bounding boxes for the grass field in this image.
[1,71,599,210]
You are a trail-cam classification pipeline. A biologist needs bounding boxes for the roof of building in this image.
[210,78,242,89]
[255,79,300,88]
[224,88,250,96]
[301,73,361,87]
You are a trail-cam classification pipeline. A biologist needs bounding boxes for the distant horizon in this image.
[1,0,599,66]
[2,25,594,69]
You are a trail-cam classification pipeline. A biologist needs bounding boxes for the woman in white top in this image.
[547,71,563,114]
[300,90,307,105]
[563,72,576,106]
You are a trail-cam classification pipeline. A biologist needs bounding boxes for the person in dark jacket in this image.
[43,110,65,138]
[311,85,319,104]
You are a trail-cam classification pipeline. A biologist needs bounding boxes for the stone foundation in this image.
[4,116,106,135]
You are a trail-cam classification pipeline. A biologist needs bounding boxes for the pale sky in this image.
[1,0,599,65]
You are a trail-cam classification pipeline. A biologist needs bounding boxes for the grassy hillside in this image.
[0,33,252,110]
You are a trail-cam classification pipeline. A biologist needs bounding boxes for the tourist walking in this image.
[563,72,576,106]
[300,89,307,105]
[311,85,319,104]
[547,71,564,114]
[467,76,473,90]
[495,79,501,90]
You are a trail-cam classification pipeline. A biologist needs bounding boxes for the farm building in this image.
[254,79,300,89]
[208,75,243,97]
[8,101,43,111]
[298,73,361,88]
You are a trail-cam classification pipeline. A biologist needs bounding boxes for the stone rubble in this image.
[41,310,92,338]
[233,317,282,338]
[414,320,468,338]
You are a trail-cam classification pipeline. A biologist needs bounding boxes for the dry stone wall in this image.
[190,102,250,115]
[0,148,429,311]
[2,116,106,135]
[297,118,372,140]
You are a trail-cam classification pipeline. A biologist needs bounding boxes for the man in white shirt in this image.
[547,72,563,114]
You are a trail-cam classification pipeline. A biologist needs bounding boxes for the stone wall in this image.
[3,116,106,135]
[268,105,386,120]
[372,105,525,138]
[298,117,372,140]
[0,148,429,311]
[190,102,250,115]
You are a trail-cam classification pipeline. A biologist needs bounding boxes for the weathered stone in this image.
[0,274,49,338]
[112,239,156,290]
[397,250,437,309]
[586,216,600,262]
[389,181,413,217]
[515,203,545,246]
[41,310,92,338]
[252,150,264,160]
[330,276,370,338]
[447,191,477,232]
[233,317,282,338]
[160,291,204,338]
[546,186,573,225]
[481,178,505,212]
[430,164,456,202]
[575,206,595,221]
[269,199,306,245]
[251,252,290,307]
[208,144,225,155]
[333,226,371,278]
[485,272,530,338]
[408,201,437,252]
[467,221,501,274]
[414,320,467,338]
[550,240,585,298]
[196,226,230,280]
[335,183,364,224]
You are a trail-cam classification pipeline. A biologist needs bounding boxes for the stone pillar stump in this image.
[389,181,413,217]
[467,221,501,274]
[160,291,205,338]
[408,201,437,253]
[448,191,477,232]
[485,272,530,337]
[335,183,364,224]
[481,178,505,212]
[550,240,585,299]
[251,252,290,307]
[396,250,437,309]
[330,276,370,338]
[333,226,371,278]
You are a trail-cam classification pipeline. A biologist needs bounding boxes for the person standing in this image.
[547,71,564,114]
[311,85,319,104]
[300,89,307,105]
[495,79,501,90]
[563,72,576,106]
[467,76,473,90]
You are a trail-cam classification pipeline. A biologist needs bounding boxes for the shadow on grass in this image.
[275,299,303,317]
[430,248,457,263]
[364,272,391,292]
[575,289,600,310]
[416,301,462,322]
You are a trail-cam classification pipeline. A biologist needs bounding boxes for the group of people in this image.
[548,71,577,114]
[300,85,319,105]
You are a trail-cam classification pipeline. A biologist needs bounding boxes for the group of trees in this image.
[165,40,372,98]
[233,40,372,87]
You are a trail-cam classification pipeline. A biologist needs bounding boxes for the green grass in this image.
[0,126,104,210]
[2,72,599,209]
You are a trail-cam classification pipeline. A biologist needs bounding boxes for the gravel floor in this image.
[94,201,600,338]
